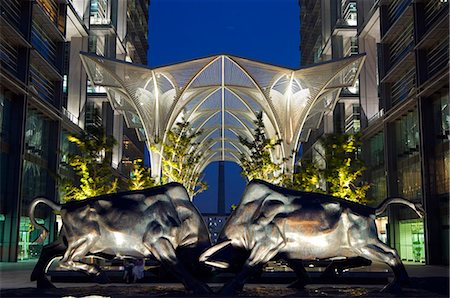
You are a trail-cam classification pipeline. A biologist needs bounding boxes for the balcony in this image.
[0,0,21,29]
[424,0,449,30]
[30,45,62,82]
[31,22,58,67]
[387,22,414,67]
[32,2,65,41]
[29,63,57,104]
[427,36,449,79]
[0,15,31,79]
[386,0,412,27]
[390,67,416,106]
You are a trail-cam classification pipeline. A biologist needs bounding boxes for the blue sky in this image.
[148,0,300,212]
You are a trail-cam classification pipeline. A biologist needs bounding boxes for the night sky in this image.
[147,0,300,213]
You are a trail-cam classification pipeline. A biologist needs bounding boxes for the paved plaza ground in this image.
[0,260,448,297]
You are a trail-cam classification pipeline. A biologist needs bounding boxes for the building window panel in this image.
[29,65,55,104]
[391,68,415,105]
[388,22,414,67]
[24,110,50,160]
[425,0,449,29]
[395,110,422,201]
[90,0,110,25]
[387,0,411,26]
[31,21,57,65]
[431,91,450,195]
[0,0,21,28]
[366,132,386,203]
[0,39,19,77]
[427,36,449,78]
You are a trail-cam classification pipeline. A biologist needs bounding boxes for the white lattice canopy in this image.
[80,53,365,181]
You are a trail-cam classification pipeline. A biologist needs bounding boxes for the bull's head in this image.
[200,180,287,271]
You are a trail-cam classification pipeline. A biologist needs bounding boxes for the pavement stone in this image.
[0,260,448,297]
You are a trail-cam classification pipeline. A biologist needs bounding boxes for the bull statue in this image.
[200,179,425,294]
[29,183,212,294]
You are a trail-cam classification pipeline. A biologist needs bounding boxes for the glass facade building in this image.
[0,0,148,262]
[300,0,448,265]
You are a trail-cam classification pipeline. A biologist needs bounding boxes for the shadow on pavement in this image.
[0,281,448,298]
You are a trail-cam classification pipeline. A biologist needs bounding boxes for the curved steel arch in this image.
[80,53,365,189]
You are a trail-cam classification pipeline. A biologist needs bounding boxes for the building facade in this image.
[0,0,148,262]
[300,0,449,265]
[358,0,449,265]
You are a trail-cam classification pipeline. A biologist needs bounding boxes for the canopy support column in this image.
[149,143,162,184]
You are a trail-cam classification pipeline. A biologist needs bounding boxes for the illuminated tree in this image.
[322,133,370,204]
[287,160,324,193]
[62,127,118,201]
[238,112,285,184]
[154,118,208,197]
[128,159,155,190]
[294,133,370,204]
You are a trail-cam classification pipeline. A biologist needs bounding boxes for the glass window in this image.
[24,110,49,160]
[18,216,48,260]
[21,160,48,216]
[0,90,11,143]
[399,219,425,263]
[431,90,449,195]
[395,109,422,201]
[90,0,109,25]
[366,132,386,203]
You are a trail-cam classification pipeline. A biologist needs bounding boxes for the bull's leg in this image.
[31,239,66,288]
[58,236,107,283]
[286,259,310,289]
[219,242,282,295]
[355,241,408,292]
[145,238,212,294]
[322,256,372,277]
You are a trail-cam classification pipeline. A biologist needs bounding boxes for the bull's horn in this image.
[199,240,232,263]
[204,260,230,269]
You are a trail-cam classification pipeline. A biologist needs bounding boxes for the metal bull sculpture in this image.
[200,179,425,294]
[29,183,212,294]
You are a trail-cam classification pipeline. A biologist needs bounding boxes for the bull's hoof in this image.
[36,278,56,289]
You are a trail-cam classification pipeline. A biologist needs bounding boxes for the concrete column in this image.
[148,143,162,184]
[418,96,442,265]
[67,37,88,128]
[112,112,124,169]
[46,120,61,241]
[384,121,400,252]
[358,35,379,128]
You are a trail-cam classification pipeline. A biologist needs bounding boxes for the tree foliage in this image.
[286,160,324,193]
[238,112,285,184]
[128,159,155,190]
[294,133,370,204]
[154,118,208,197]
[62,127,118,202]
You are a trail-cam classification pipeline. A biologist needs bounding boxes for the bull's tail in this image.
[375,197,425,218]
[29,197,61,243]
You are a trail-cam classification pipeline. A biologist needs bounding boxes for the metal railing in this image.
[391,68,415,105]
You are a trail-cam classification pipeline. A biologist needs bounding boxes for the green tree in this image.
[154,118,208,197]
[128,159,155,190]
[62,127,118,201]
[238,112,285,184]
[294,133,370,204]
[287,160,324,193]
[322,133,370,203]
